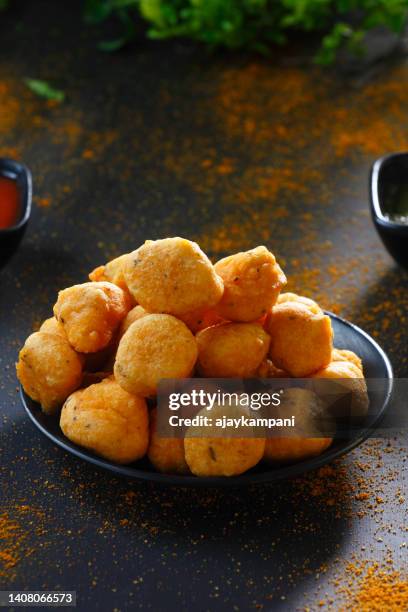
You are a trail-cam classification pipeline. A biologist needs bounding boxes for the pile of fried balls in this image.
[17,237,368,477]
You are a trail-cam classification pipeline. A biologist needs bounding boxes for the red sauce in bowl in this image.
[0,177,20,229]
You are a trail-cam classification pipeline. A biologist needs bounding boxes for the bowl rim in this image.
[20,312,394,487]
[370,152,408,231]
[0,157,32,235]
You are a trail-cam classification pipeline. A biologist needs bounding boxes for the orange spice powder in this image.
[0,512,26,576]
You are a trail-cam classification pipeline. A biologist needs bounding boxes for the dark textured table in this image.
[1,2,407,610]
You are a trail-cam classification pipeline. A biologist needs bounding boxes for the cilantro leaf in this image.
[24,79,65,103]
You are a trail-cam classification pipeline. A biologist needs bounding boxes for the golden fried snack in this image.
[89,265,105,283]
[185,438,265,477]
[123,237,224,316]
[16,332,83,415]
[39,317,66,337]
[54,282,129,354]
[263,388,332,463]
[266,299,333,377]
[89,253,135,305]
[148,409,189,474]
[179,308,225,334]
[184,407,265,477]
[60,377,148,464]
[196,323,270,378]
[118,305,148,339]
[332,348,363,373]
[277,292,321,313]
[214,246,286,322]
[312,359,364,380]
[114,314,198,397]
[40,316,115,372]
[311,360,369,418]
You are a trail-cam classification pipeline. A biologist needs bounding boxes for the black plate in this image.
[21,313,394,487]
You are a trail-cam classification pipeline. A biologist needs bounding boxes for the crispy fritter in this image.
[214,246,286,321]
[54,281,129,353]
[196,322,270,377]
[60,377,148,464]
[16,331,83,414]
[123,237,224,316]
[114,314,198,397]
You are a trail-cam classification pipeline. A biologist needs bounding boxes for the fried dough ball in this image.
[89,253,135,305]
[40,316,115,372]
[311,360,369,418]
[266,299,333,377]
[54,282,129,354]
[332,348,363,373]
[114,314,198,397]
[196,323,270,378]
[263,388,332,463]
[16,332,83,415]
[179,308,225,334]
[148,409,189,474]
[184,406,265,477]
[118,305,148,339]
[40,317,66,338]
[89,265,106,283]
[60,377,148,464]
[123,237,224,316]
[277,292,321,313]
[214,246,286,322]
[312,359,364,380]
[185,437,265,477]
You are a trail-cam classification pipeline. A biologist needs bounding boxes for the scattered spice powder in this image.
[352,565,408,611]
[0,506,45,579]
[332,560,408,611]
[0,513,21,572]
[215,64,408,160]
[37,197,51,208]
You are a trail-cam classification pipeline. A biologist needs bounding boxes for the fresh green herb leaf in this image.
[24,79,65,102]
[82,0,408,64]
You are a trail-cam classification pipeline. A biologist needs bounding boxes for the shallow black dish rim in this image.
[21,312,394,487]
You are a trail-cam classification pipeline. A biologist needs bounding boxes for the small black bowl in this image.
[0,158,32,268]
[370,152,408,269]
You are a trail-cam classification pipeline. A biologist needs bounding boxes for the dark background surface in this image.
[0,1,407,610]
